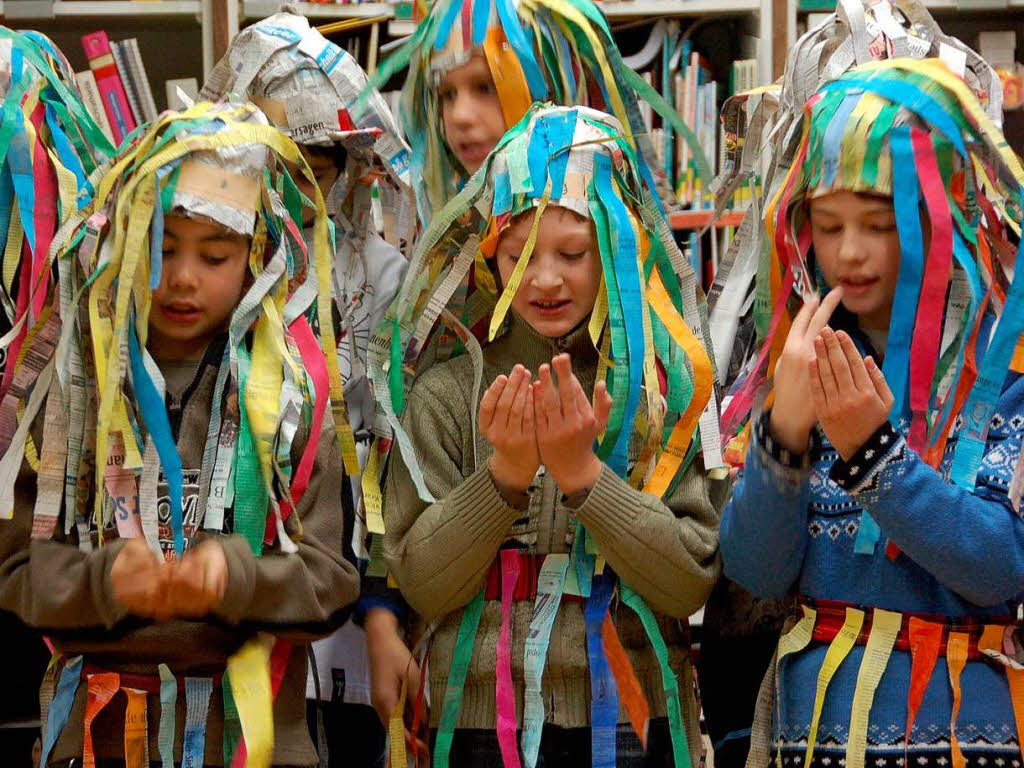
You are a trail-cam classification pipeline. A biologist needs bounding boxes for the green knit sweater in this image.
[384,314,720,750]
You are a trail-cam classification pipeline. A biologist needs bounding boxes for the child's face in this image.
[148,215,251,360]
[809,190,902,331]
[496,206,601,339]
[438,51,507,175]
[293,145,342,227]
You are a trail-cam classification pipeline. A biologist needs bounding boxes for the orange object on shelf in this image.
[667,209,746,229]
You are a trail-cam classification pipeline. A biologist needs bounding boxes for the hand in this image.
[365,609,429,761]
[809,328,894,460]
[163,538,228,618]
[479,365,540,491]
[769,287,844,454]
[534,354,613,495]
[110,538,172,619]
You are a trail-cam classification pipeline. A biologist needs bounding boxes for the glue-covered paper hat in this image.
[0,101,360,562]
[716,59,1024,504]
[365,0,711,224]
[708,0,999,384]
[202,9,415,250]
[370,104,723,509]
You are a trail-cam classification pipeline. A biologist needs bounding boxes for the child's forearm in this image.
[720,411,813,599]
[385,464,520,619]
[573,463,720,618]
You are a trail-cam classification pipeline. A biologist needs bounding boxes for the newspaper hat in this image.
[0,27,114,394]
[717,59,1024,506]
[0,100,360,558]
[363,0,712,224]
[708,0,999,384]
[201,9,409,174]
[371,104,722,510]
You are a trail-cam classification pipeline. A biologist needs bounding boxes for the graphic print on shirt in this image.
[157,468,202,560]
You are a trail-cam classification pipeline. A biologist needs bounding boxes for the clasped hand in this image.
[771,287,896,461]
[479,354,613,496]
[110,537,228,621]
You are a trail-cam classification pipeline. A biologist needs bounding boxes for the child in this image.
[718,59,1024,768]
[378,104,722,767]
[0,26,114,768]
[697,4,1003,767]
[0,100,360,766]
[201,12,414,765]
[366,0,708,224]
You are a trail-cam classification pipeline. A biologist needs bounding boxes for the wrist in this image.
[768,410,812,455]
[364,606,401,639]
[488,454,535,492]
[556,454,603,496]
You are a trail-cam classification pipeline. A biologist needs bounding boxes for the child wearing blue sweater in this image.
[719,59,1024,768]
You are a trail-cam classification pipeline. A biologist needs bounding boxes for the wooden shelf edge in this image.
[244,1,395,19]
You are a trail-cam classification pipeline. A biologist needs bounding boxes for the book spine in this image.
[81,31,136,144]
[126,39,159,122]
[74,70,114,144]
[111,41,144,126]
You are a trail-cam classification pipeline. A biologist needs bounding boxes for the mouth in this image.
[456,141,491,165]
[159,302,202,323]
[838,276,879,297]
[530,298,571,317]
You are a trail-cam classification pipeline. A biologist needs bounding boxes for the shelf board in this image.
[388,18,415,36]
[598,0,759,18]
[669,209,746,229]
[1,0,200,18]
[244,1,395,19]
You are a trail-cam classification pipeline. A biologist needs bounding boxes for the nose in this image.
[836,225,867,265]
[163,252,199,292]
[449,88,476,127]
[528,253,563,292]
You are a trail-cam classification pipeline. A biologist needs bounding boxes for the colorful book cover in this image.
[81,30,136,144]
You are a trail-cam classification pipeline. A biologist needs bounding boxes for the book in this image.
[74,70,114,144]
[81,30,136,144]
[124,38,159,122]
[110,40,144,125]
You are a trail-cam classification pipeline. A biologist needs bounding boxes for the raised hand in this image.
[479,364,540,491]
[809,327,894,460]
[533,354,613,495]
[164,538,228,618]
[769,287,844,454]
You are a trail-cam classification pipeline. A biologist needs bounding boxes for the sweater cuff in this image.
[453,465,525,541]
[213,534,257,625]
[829,420,903,494]
[574,464,642,533]
[750,409,816,491]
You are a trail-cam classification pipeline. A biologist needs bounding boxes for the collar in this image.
[491,312,598,374]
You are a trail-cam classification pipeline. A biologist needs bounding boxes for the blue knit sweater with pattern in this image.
[720,362,1024,768]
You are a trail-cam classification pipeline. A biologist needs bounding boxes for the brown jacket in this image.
[384,315,720,753]
[0,339,359,766]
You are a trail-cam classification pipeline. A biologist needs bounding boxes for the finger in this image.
[522,385,535,435]
[478,376,506,433]
[865,356,895,410]
[592,381,613,432]
[806,286,844,340]
[822,328,855,393]
[808,357,827,415]
[494,367,524,429]
[788,293,820,339]
[553,354,578,421]
[538,365,561,426]
[509,371,530,435]
[813,336,840,405]
[533,382,547,436]
[837,331,873,392]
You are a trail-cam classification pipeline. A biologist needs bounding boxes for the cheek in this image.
[571,256,602,303]
[810,234,839,283]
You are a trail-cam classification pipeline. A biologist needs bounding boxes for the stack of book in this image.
[76,31,159,146]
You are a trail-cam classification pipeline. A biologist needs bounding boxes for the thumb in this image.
[593,381,613,432]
